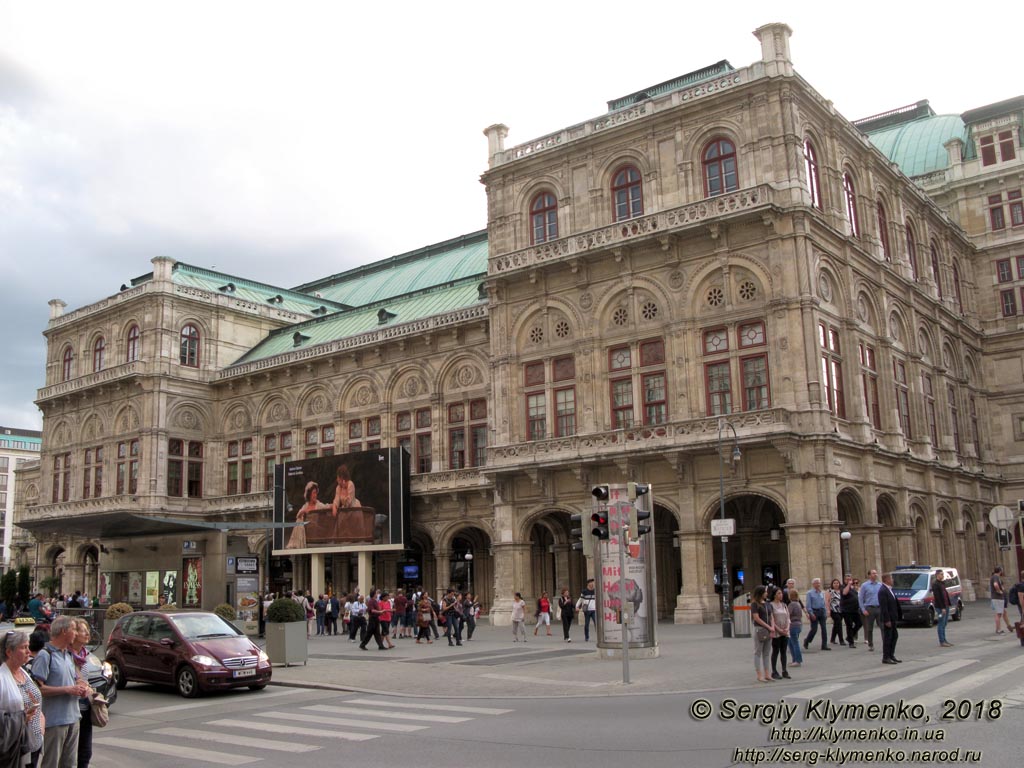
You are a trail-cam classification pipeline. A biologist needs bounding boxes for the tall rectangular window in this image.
[970,396,981,457]
[947,384,961,455]
[168,439,203,498]
[116,439,139,495]
[819,323,845,419]
[51,453,71,503]
[642,373,666,424]
[859,343,881,429]
[980,135,998,166]
[448,427,466,470]
[611,378,634,428]
[741,356,769,411]
[415,408,432,473]
[989,194,1005,230]
[893,359,911,439]
[1001,289,1017,317]
[1010,190,1023,227]
[999,130,1016,162]
[226,438,253,495]
[922,374,938,447]
[706,362,732,416]
[555,387,576,436]
[997,259,1013,282]
[527,393,546,441]
[82,447,103,500]
[263,432,292,491]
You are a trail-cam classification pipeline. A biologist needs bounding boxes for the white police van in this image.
[891,565,963,626]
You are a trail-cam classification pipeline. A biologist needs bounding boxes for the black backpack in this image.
[1009,583,1023,607]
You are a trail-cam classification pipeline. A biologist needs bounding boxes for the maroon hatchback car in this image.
[106,611,271,697]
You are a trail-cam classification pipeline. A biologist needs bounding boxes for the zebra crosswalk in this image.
[93,696,513,765]
[783,656,1024,712]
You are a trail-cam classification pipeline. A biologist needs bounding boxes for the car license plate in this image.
[233,669,256,678]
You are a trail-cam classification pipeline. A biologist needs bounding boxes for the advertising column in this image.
[595,484,658,659]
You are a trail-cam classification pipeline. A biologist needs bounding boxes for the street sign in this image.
[711,518,736,537]
[988,505,1014,529]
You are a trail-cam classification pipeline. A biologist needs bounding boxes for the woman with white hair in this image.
[1,630,44,768]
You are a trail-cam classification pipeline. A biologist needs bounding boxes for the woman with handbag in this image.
[750,585,774,684]
[71,618,102,768]
[557,588,575,643]
[2,630,44,768]
[769,586,791,679]
[415,591,435,644]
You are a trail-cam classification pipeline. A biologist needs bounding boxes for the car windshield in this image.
[168,613,240,640]
[891,572,930,591]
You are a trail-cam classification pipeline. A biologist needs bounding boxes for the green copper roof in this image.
[863,114,968,178]
[229,278,486,366]
[170,264,350,315]
[293,230,488,306]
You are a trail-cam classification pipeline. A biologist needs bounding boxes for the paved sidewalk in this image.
[268,601,1020,698]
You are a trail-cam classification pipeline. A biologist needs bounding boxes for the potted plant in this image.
[264,597,307,666]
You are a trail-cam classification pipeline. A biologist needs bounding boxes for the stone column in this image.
[675,531,718,623]
[310,552,324,599]
[490,542,532,626]
[357,551,372,598]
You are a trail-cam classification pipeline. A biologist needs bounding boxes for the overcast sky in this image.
[1,1,1018,430]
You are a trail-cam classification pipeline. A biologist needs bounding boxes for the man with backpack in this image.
[441,589,463,646]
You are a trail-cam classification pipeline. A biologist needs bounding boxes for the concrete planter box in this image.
[232,619,259,636]
[266,621,307,666]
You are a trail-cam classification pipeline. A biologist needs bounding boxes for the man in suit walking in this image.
[879,572,903,665]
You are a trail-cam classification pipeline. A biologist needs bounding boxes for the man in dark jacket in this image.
[931,570,953,648]
[879,572,903,664]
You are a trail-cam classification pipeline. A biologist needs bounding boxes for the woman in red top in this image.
[378,593,395,649]
[533,591,552,636]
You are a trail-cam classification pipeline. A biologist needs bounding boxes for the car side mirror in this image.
[159,637,175,647]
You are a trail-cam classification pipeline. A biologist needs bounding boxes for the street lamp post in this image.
[840,531,851,577]
[718,418,741,638]
[465,552,473,596]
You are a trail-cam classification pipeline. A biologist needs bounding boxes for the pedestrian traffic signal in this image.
[633,505,652,536]
[997,527,1013,547]
[570,513,587,551]
[592,485,610,502]
[591,511,610,540]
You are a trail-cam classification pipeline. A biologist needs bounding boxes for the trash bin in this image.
[732,593,751,638]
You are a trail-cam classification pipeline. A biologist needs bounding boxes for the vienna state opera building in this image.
[13,23,1024,623]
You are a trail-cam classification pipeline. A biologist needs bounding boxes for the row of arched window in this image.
[59,324,201,382]
[803,137,966,313]
[529,137,740,244]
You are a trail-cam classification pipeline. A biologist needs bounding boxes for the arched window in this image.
[530,192,558,244]
[126,325,140,363]
[803,138,821,209]
[611,165,643,221]
[905,219,919,280]
[180,324,200,368]
[703,138,738,197]
[843,172,859,236]
[930,244,943,299]
[61,347,73,382]
[876,202,891,261]
[92,337,106,372]
[952,262,964,314]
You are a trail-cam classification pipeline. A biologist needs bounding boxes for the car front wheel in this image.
[110,659,127,690]
[176,666,201,698]
[924,608,935,628]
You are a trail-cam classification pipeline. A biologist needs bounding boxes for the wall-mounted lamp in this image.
[769,528,781,541]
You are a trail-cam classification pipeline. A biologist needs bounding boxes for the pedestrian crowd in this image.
[1,614,105,768]
[750,565,1024,684]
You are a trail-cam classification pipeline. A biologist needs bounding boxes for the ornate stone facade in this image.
[13,23,1021,621]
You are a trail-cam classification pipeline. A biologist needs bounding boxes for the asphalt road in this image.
[88,630,1024,768]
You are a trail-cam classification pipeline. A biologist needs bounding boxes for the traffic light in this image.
[626,482,649,502]
[570,513,586,551]
[591,510,610,540]
[592,485,610,502]
[626,482,652,535]
[997,527,1013,547]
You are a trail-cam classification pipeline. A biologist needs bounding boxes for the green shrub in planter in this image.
[105,602,133,621]
[213,603,237,621]
[266,597,305,623]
